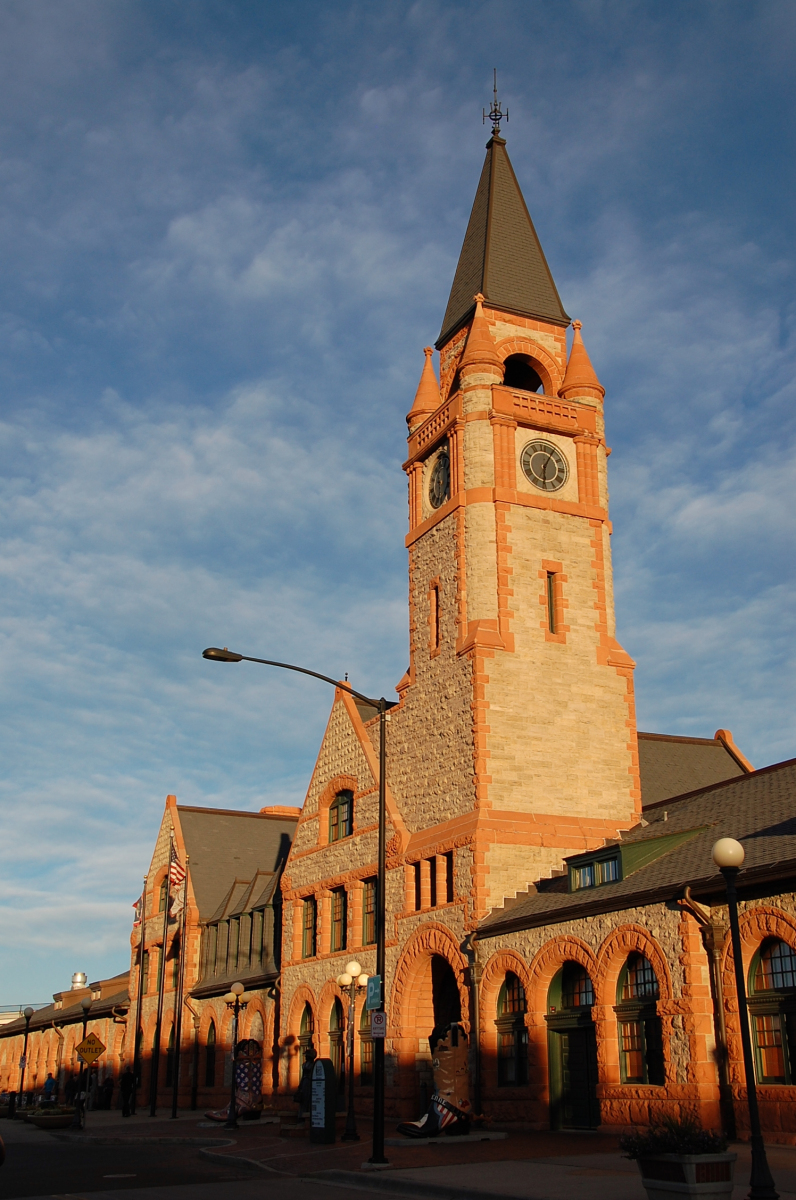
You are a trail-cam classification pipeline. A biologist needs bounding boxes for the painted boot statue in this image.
[398,1022,472,1137]
[204,1038,263,1122]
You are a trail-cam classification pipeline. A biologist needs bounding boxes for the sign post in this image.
[75,1033,106,1129]
[366,975,382,1011]
[310,1058,337,1144]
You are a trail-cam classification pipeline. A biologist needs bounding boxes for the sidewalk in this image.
[28,1109,796,1199]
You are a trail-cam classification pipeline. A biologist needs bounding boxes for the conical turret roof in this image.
[437,135,569,348]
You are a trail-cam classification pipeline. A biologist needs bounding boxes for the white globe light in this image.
[231,981,245,996]
[223,992,236,1003]
[357,974,369,987]
[338,973,352,987]
[346,961,362,978]
[712,838,746,869]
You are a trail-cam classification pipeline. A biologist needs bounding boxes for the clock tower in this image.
[391,122,640,918]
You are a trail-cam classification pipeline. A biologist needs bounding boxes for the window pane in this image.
[302,898,316,958]
[360,1035,373,1085]
[755,1014,786,1082]
[620,1020,644,1083]
[562,965,594,1008]
[596,858,619,884]
[622,954,660,1001]
[572,864,595,890]
[757,941,796,991]
[498,972,527,1015]
[363,878,377,945]
[331,889,347,953]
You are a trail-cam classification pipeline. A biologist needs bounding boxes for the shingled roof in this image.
[481,757,796,936]
[638,732,750,808]
[436,135,569,348]
[177,805,297,922]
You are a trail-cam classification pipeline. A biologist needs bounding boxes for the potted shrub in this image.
[620,1116,736,1199]
[26,1106,77,1130]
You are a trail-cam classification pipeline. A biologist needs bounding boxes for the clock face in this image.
[429,449,450,509]
[520,440,569,492]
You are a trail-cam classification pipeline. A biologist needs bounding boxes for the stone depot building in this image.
[4,128,796,1142]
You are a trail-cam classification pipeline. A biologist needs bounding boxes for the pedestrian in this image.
[64,1075,77,1105]
[43,1073,57,1104]
[293,1045,316,1120]
[102,1075,114,1110]
[119,1066,135,1118]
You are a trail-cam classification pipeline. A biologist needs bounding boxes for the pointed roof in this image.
[407,347,440,428]
[558,320,604,399]
[437,135,569,348]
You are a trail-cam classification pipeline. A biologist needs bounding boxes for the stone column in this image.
[292,900,303,964]
[348,881,364,950]
[435,855,448,907]
[420,859,432,910]
[318,891,332,957]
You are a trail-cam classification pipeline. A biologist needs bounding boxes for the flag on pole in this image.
[132,892,144,926]
[169,845,187,918]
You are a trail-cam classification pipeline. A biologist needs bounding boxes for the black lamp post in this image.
[712,838,778,1200]
[336,961,369,1142]
[203,647,390,1164]
[223,982,247,1130]
[15,1007,34,1117]
[71,997,92,1129]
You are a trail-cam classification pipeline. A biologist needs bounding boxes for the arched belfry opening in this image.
[503,354,543,393]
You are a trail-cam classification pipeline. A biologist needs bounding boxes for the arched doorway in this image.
[431,956,461,1036]
[329,998,345,1109]
[546,962,599,1129]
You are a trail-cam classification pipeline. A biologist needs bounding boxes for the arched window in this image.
[616,953,664,1085]
[205,1021,216,1087]
[329,791,354,842]
[496,971,528,1086]
[360,1005,373,1086]
[329,999,345,1096]
[749,939,796,1084]
[299,1003,315,1057]
[503,354,543,394]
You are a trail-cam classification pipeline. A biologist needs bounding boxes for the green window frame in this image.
[302,897,317,959]
[331,888,347,953]
[616,954,664,1085]
[360,1006,374,1085]
[329,790,354,842]
[496,972,528,1086]
[749,939,796,1085]
[362,877,377,945]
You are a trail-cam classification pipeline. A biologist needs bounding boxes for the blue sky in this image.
[0,0,794,1003]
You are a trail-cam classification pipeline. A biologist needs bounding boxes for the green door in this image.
[549,1026,599,1129]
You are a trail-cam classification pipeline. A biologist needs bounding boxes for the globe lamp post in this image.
[203,647,390,1164]
[15,1006,35,1117]
[336,961,369,1142]
[712,838,778,1200]
[223,982,247,1131]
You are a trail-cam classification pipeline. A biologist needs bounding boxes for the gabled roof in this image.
[177,805,297,921]
[437,135,569,348]
[480,758,796,936]
[638,732,750,808]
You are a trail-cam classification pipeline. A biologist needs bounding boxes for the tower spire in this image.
[483,69,508,138]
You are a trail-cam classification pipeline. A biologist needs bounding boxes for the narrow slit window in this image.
[413,862,422,911]
[302,896,317,959]
[430,583,440,652]
[362,877,377,945]
[331,887,347,953]
[445,851,454,903]
[546,572,556,634]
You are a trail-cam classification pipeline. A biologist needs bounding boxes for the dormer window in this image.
[569,854,620,891]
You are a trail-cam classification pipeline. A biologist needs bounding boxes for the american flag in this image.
[132,893,143,927]
[169,844,186,887]
[169,845,187,918]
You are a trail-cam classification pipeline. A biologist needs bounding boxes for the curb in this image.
[52,1133,234,1146]
[311,1168,538,1200]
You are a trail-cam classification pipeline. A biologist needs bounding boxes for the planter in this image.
[638,1152,737,1199]
[26,1113,76,1130]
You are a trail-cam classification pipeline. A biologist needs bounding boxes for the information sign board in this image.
[371,1010,386,1039]
[76,1032,106,1066]
[366,974,382,1011]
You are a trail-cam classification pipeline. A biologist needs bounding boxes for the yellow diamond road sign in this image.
[76,1032,106,1066]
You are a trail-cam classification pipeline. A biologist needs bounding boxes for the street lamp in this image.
[71,997,92,1129]
[203,647,390,1164]
[15,1007,35,1118]
[223,982,247,1131]
[336,961,369,1142]
[712,838,778,1200]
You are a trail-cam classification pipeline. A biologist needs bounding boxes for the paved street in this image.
[3,1112,796,1200]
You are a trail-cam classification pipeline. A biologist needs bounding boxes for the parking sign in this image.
[371,1010,386,1039]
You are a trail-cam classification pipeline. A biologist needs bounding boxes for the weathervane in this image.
[483,69,508,136]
